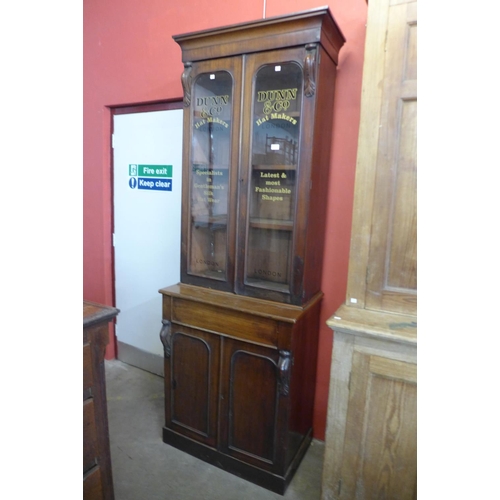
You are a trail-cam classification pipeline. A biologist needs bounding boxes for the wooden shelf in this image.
[193,111,233,120]
[254,111,301,118]
[252,164,296,171]
[249,218,293,230]
[192,215,228,228]
[191,163,230,170]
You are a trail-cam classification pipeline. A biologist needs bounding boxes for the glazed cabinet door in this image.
[162,323,220,447]
[236,46,317,305]
[180,58,242,292]
[219,337,291,472]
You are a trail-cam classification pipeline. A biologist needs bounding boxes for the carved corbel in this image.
[181,62,193,107]
[159,319,172,358]
[304,44,317,98]
[278,350,292,396]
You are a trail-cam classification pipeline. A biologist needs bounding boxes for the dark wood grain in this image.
[83,301,119,500]
[163,7,344,494]
[159,285,323,493]
[175,7,344,306]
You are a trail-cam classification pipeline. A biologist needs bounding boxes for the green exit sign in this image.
[129,164,172,177]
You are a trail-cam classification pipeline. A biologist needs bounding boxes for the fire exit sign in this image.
[129,164,172,177]
[128,164,174,191]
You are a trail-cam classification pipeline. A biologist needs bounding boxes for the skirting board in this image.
[117,341,164,377]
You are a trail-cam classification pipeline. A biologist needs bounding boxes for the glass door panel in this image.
[188,71,233,280]
[245,62,303,293]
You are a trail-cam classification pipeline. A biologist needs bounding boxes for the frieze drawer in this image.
[171,297,279,347]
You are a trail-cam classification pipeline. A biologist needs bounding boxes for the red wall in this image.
[83,0,367,440]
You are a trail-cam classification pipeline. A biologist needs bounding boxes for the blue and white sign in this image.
[128,163,173,191]
[137,178,172,191]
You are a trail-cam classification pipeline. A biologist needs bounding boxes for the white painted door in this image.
[113,108,183,357]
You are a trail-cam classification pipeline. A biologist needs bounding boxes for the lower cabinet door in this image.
[219,337,288,472]
[165,325,220,447]
[340,352,417,499]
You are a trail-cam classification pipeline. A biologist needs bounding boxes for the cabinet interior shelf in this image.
[252,164,296,171]
[192,163,230,170]
[193,111,232,120]
[255,111,301,118]
[192,215,227,228]
[249,218,293,231]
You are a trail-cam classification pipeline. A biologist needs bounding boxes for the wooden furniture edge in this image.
[83,301,120,328]
[326,304,417,346]
[173,6,345,44]
[159,283,323,323]
[173,6,345,64]
[344,0,391,307]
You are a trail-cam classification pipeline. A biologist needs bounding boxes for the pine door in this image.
[348,0,417,316]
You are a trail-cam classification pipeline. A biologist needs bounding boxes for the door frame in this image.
[108,99,183,357]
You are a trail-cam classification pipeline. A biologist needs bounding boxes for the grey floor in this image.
[105,359,325,500]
